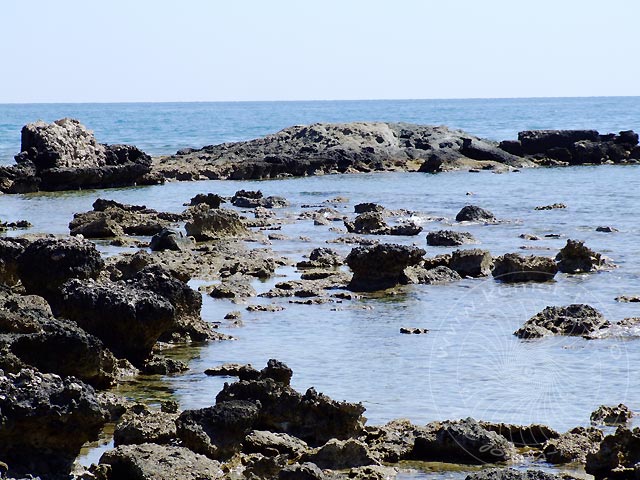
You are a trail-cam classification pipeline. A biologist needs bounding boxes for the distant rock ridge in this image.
[1,119,638,192]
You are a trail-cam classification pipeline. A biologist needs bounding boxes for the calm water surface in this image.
[3,98,640,477]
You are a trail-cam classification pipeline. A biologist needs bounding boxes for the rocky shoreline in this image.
[0,119,639,192]
[0,119,639,479]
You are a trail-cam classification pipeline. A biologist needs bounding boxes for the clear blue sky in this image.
[2,0,638,103]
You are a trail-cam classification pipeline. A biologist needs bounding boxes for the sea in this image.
[1,97,640,478]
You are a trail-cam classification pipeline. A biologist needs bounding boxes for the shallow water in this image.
[5,166,640,477]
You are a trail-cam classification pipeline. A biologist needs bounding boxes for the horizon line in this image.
[1,94,639,106]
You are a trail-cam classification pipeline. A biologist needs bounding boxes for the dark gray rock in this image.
[0,237,29,286]
[0,368,108,478]
[518,130,600,154]
[556,239,605,273]
[113,405,179,447]
[455,205,496,222]
[543,427,604,464]
[492,253,558,282]
[59,278,174,365]
[354,202,385,214]
[427,230,476,246]
[412,417,516,464]
[514,304,610,339]
[188,193,224,208]
[297,248,343,269]
[465,468,565,480]
[244,430,309,457]
[99,443,224,480]
[207,274,256,299]
[346,243,426,291]
[154,122,532,182]
[449,249,493,277]
[176,400,261,459]
[590,404,633,426]
[279,462,327,480]
[479,422,560,448]
[17,236,104,300]
[345,212,389,235]
[149,228,192,252]
[586,427,640,479]
[303,438,378,470]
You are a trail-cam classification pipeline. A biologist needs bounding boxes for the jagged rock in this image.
[363,419,426,463]
[127,265,210,343]
[17,236,104,300]
[465,468,565,480]
[279,462,327,480]
[354,202,385,214]
[427,230,476,246]
[455,205,496,222]
[479,422,560,448]
[207,274,256,299]
[347,465,399,480]
[154,123,531,182]
[535,203,567,210]
[514,304,610,339]
[0,368,108,478]
[556,239,605,273]
[184,205,249,240]
[10,118,154,192]
[492,253,558,282]
[59,278,174,365]
[346,243,425,291]
[543,427,604,464]
[403,265,461,285]
[188,193,225,208]
[204,363,260,380]
[232,190,290,208]
[412,417,516,464]
[303,438,378,469]
[216,361,366,446]
[590,404,633,426]
[449,249,493,277]
[99,443,224,480]
[176,400,261,459]
[519,130,601,154]
[113,405,179,446]
[0,237,29,285]
[244,430,309,457]
[586,427,640,479]
[345,212,389,235]
[149,228,192,251]
[69,199,184,238]
[297,248,343,269]
[400,327,428,334]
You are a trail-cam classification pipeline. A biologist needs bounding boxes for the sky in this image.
[1,0,639,103]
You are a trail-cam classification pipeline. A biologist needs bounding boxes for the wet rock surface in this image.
[346,243,426,291]
[449,248,493,277]
[555,239,606,273]
[492,253,558,282]
[0,368,108,478]
[514,304,610,338]
[427,229,476,246]
[455,205,496,222]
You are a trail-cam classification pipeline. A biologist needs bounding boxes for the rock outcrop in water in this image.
[514,304,610,338]
[154,122,532,181]
[0,118,160,193]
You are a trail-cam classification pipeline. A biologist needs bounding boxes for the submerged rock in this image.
[466,468,565,480]
[555,239,606,273]
[514,304,610,339]
[0,368,108,478]
[492,253,558,282]
[346,243,425,291]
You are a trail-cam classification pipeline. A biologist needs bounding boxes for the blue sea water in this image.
[1,97,640,164]
[2,97,640,477]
